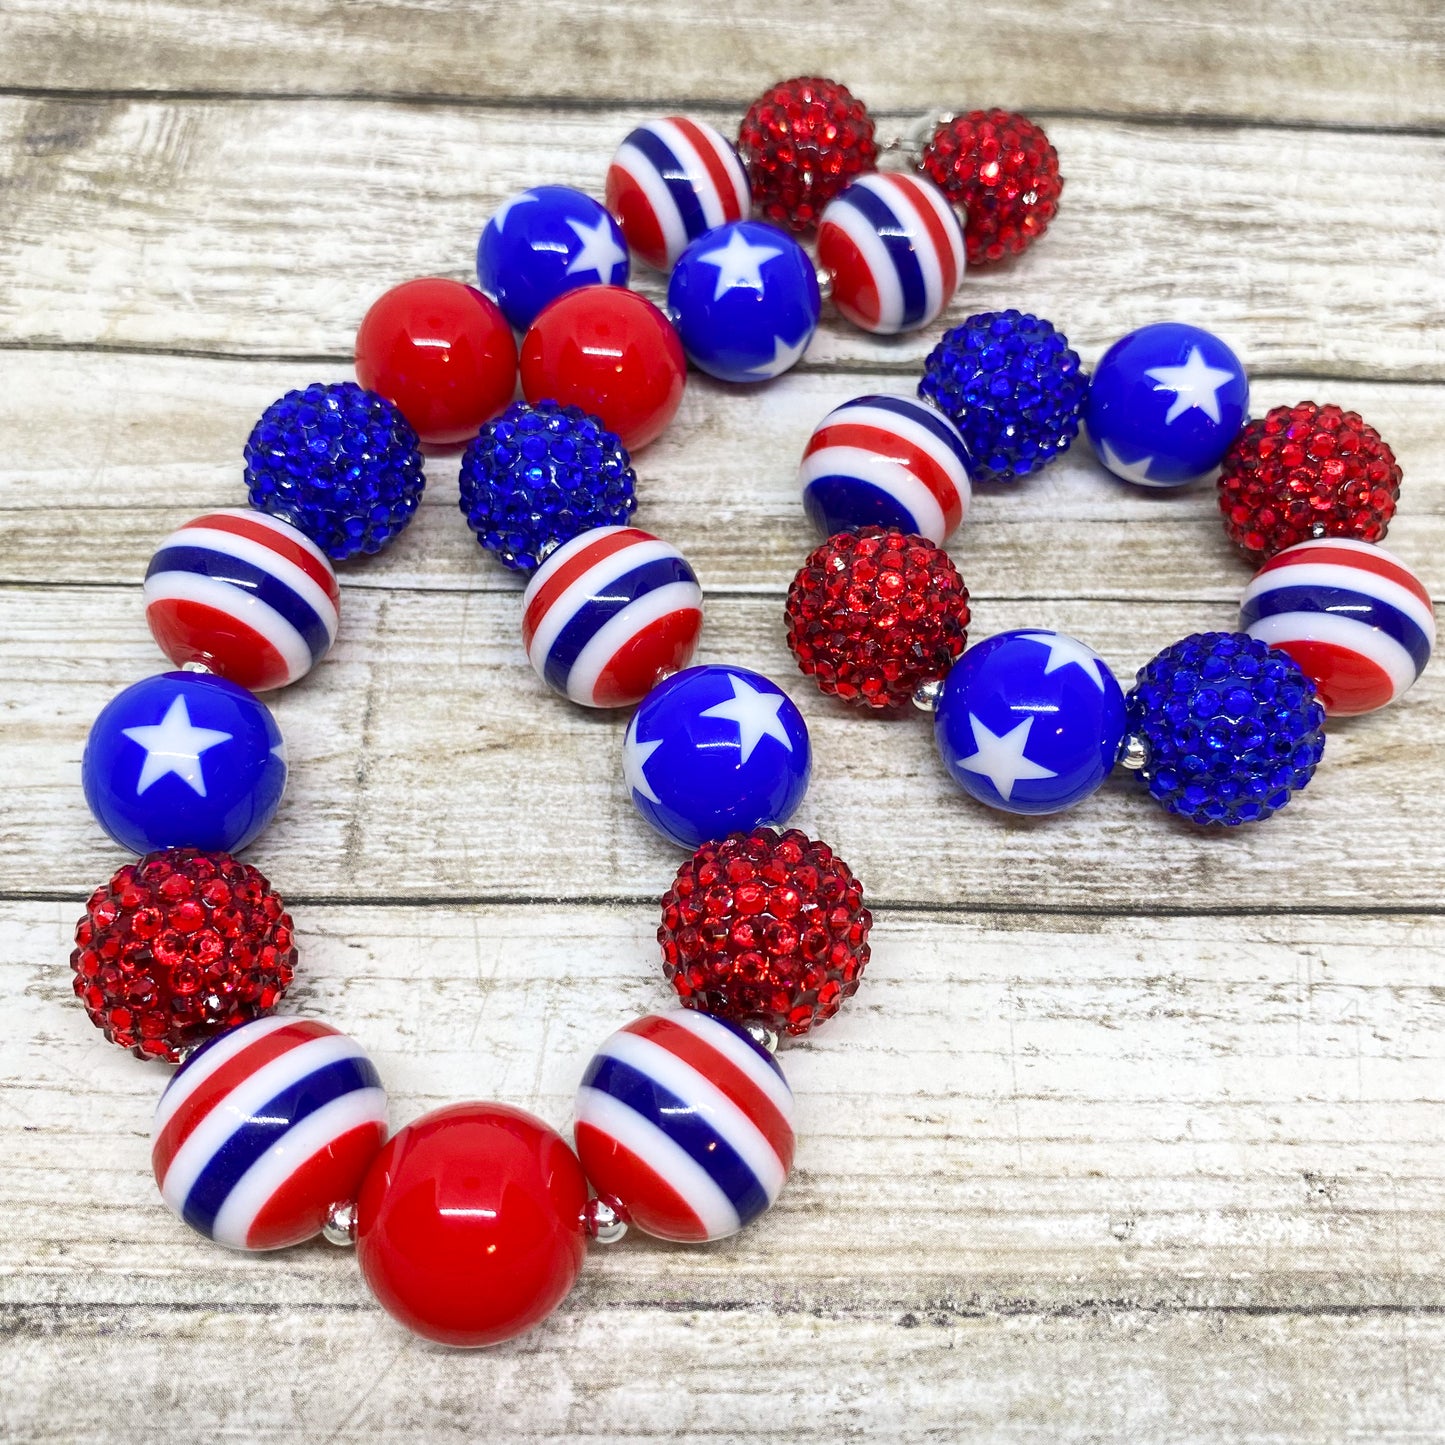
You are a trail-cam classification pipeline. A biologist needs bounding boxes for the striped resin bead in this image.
[144,508,341,691]
[1241,538,1435,716]
[816,172,965,335]
[605,117,752,271]
[151,1017,387,1251]
[521,526,704,708]
[799,394,970,546]
[573,1011,795,1242]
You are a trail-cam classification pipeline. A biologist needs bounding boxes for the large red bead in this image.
[520,286,686,452]
[354,1102,589,1348]
[355,278,518,447]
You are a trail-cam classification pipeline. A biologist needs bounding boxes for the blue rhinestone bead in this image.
[244,382,425,561]
[918,310,1087,484]
[458,400,638,571]
[1124,631,1326,826]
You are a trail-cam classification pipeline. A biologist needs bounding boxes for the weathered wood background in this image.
[3,3,1444,1440]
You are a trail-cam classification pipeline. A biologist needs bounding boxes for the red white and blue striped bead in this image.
[605,117,751,271]
[521,526,704,708]
[573,1011,795,1242]
[143,508,341,692]
[151,1017,388,1251]
[1240,538,1435,716]
[816,172,966,335]
[799,394,971,546]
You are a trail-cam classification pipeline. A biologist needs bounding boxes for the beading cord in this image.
[67,78,1434,1349]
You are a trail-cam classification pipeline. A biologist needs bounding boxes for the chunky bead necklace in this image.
[67,77,1435,1349]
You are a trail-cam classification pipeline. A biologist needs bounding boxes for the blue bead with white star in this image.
[934,630,1127,815]
[477,185,630,331]
[1085,322,1248,488]
[82,672,287,855]
[666,221,820,384]
[624,665,811,849]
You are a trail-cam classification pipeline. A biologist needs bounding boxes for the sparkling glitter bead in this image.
[244,382,425,561]
[919,310,1087,484]
[1217,401,1402,561]
[919,109,1063,266]
[658,827,871,1036]
[458,400,637,571]
[70,849,296,1062]
[738,76,878,232]
[785,527,970,709]
[1124,632,1326,826]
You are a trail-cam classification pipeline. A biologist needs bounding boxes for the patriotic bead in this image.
[521,526,703,708]
[574,1011,795,1243]
[1240,539,1435,716]
[151,1017,387,1251]
[83,672,287,855]
[667,220,820,383]
[1086,323,1249,488]
[143,509,340,692]
[477,185,629,331]
[816,173,965,335]
[605,116,751,271]
[798,394,970,546]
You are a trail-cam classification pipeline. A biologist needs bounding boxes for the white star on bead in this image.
[1017,632,1109,692]
[1098,437,1160,486]
[695,228,784,301]
[490,190,538,234]
[1144,346,1237,425]
[121,695,233,798]
[955,714,1058,803]
[698,674,795,764]
[623,722,664,805]
[745,331,811,379]
[564,215,628,282]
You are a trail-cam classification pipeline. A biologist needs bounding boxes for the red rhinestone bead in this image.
[69,849,296,1062]
[1217,401,1402,561]
[919,109,1062,266]
[659,827,872,1037]
[785,526,970,709]
[738,76,877,232]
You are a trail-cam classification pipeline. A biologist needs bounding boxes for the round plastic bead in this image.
[1217,401,1402,561]
[785,526,971,709]
[1086,323,1249,488]
[355,1102,589,1348]
[667,220,820,383]
[458,400,637,571]
[476,185,629,331]
[520,287,686,452]
[521,526,703,707]
[573,1011,795,1242]
[816,172,965,335]
[935,630,1127,815]
[83,672,287,856]
[658,827,872,1037]
[354,277,518,447]
[244,382,425,561]
[70,849,296,1062]
[798,394,970,546]
[143,508,340,692]
[919,310,1087,484]
[1124,631,1326,826]
[606,116,751,271]
[1240,538,1435,716]
[919,109,1063,265]
[151,1016,387,1250]
[624,666,811,849]
[738,76,878,232]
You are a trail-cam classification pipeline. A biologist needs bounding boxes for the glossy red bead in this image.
[355,278,518,447]
[354,1102,589,1348]
[520,286,686,452]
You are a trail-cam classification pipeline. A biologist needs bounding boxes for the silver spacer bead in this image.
[1118,734,1149,772]
[534,537,560,566]
[742,1020,780,1055]
[911,678,945,713]
[583,1197,629,1245]
[884,109,956,165]
[814,265,834,303]
[1310,522,1329,539]
[180,660,214,674]
[322,1200,358,1247]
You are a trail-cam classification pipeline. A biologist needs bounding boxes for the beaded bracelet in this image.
[67,76,1435,1350]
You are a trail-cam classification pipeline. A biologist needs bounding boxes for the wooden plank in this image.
[1,99,1444,377]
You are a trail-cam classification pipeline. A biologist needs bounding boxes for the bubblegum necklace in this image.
[69,78,1435,1349]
